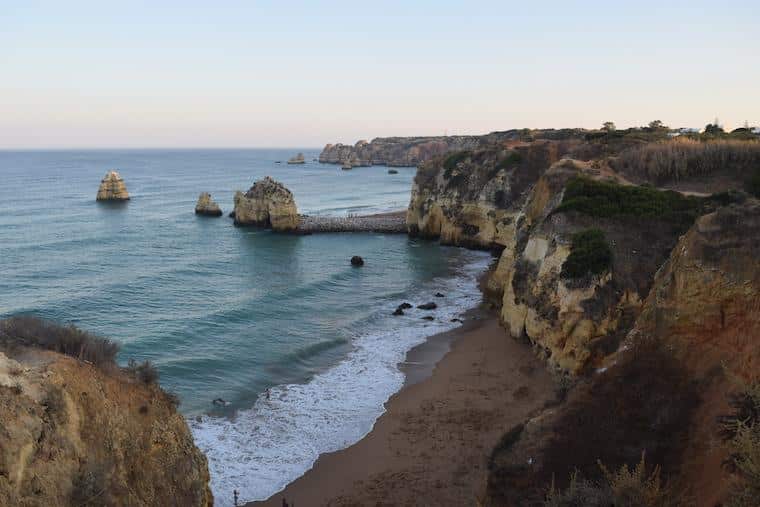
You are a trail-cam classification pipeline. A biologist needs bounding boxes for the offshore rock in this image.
[96,170,130,201]
[194,192,223,216]
[233,176,299,232]
[287,153,305,164]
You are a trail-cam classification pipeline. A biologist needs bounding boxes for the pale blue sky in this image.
[1,1,758,148]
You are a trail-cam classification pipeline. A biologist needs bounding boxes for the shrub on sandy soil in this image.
[719,378,760,506]
[126,358,159,384]
[560,229,612,279]
[545,454,679,507]
[555,177,704,227]
[613,138,760,185]
[0,316,119,367]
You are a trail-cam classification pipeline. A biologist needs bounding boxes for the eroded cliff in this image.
[0,321,212,507]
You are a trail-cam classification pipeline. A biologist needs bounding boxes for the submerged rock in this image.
[398,302,413,310]
[233,177,299,232]
[195,192,223,216]
[351,256,364,266]
[392,308,405,316]
[435,292,445,298]
[96,170,130,201]
[417,302,437,310]
[421,315,435,321]
[388,169,399,174]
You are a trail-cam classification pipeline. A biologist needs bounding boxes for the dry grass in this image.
[720,377,760,506]
[614,138,760,185]
[545,454,680,507]
[0,316,119,368]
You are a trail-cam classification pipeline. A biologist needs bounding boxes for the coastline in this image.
[250,306,557,507]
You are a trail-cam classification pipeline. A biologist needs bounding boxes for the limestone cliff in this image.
[408,137,734,373]
[195,192,223,216]
[233,176,299,232]
[484,199,760,507]
[318,131,542,167]
[96,171,130,201]
[0,347,212,506]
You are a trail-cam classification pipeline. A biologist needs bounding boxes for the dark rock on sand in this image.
[417,302,437,310]
[451,318,463,323]
[351,256,364,267]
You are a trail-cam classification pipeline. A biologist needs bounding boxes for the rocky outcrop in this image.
[287,153,305,165]
[194,192,223,216]
[0,347,212,506]
[233,176,299,231]
[96,171,130,201]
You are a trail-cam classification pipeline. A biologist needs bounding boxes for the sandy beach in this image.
[250,309,557,506]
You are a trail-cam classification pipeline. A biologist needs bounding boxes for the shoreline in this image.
[249,306,557,506]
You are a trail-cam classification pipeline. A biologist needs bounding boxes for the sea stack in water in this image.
[233,176,299,232]
[287,153,306,164]
[195,192,223,216]
[96,171,129,201]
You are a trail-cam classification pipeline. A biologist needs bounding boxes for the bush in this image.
[719,378,760,506]
[560,229,612,279]
[442,150,471,176]
[0,316,119,368]
[496,150,523,171]
[748,168,760,198]
[555,177,704,228]
[545,454,678,507]
[127,358,159,384]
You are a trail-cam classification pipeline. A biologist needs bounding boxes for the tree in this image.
[648,120,665,130]
[602,121,616,132]
[704,123,724,135]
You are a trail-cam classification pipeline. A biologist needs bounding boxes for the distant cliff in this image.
[318,130,586,167]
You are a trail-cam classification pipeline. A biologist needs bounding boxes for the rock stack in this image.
[194,192,223,216]
[233,176,299,232]
[287,153,305,164]
[96,171,130,201]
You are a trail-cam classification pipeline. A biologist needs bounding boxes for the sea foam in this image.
[190,251,492,506]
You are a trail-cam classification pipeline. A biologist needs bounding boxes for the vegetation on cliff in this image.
[560,229,612,279]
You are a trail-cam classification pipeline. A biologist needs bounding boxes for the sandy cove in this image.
[250,309,557,507]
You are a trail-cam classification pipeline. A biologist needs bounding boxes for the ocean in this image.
[0,149,491,505]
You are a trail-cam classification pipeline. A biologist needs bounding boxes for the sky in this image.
[1,0,758,148]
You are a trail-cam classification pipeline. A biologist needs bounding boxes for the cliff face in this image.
[407,142,566,250]
[0,348,212,507]
[408,139,732,373]
[485,200,760,506]
[233,176,299,231]
[96,171,130,201]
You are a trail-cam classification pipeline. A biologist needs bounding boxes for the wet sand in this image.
[250,309,556,506]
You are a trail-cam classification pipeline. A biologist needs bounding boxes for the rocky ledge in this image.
[234,176,299,231]
[96,170,130,201]
[298,212,406,233]
[195,192,223,216]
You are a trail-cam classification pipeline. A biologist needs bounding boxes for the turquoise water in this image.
[0,149,491,505]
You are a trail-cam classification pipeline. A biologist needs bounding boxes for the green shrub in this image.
[496,151,523,171]
[442,150,471,176]
[0,316,119,368]
[561,229,612,279]
[555,177,704,228]
[748,168,760,198]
